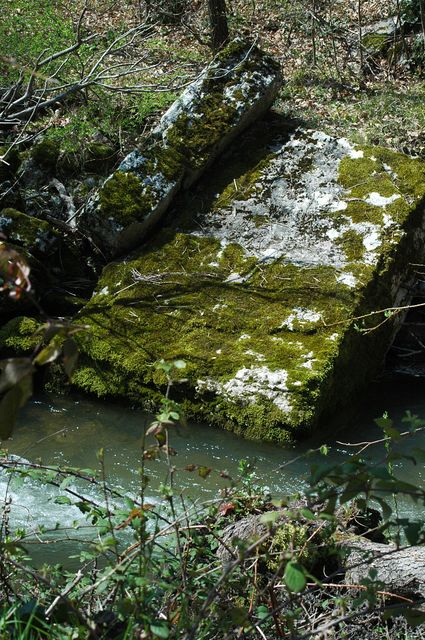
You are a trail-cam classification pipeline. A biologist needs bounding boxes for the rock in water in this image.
[74,116,425,444]
[77,40,282,258]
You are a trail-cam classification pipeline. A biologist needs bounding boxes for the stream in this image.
[2,374,425,565]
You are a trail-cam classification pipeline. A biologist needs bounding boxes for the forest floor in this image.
[1,0,425,161]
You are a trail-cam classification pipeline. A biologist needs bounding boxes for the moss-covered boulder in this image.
[73,117,425,444]
[77,39,282,258]
[0,208,59,256]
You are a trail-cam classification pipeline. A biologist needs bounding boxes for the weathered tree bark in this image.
[208,0,229,52]
[217,512,425,601]
[342,538,425,599]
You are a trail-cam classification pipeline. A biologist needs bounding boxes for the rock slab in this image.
[77,40,282,258]
[74,116,425,444]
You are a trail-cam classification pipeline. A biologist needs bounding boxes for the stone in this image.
[72,115,425,444]
[76,39,283,258]
[0,208,59,256]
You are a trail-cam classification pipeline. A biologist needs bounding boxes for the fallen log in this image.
[343,537,425,600]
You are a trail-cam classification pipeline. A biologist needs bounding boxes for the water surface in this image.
[2,376,425,563]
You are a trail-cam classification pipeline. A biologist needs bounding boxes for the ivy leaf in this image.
[284,561,306,593]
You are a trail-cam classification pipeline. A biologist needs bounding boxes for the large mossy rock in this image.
[73,115,425,444]
[77,40,282,258]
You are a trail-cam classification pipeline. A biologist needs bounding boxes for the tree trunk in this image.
[342,537,425,599]
[208,0,229,52]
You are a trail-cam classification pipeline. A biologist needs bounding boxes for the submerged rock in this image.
[77,40,282,258]
[73,116,425,444]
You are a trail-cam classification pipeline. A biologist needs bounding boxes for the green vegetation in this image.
[0,0,74,83]
[99,171,152,225]
[0,385,423,638]
[2,1,425,637]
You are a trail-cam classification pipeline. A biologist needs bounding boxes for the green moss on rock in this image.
[98,172,153,226]
[69,123,425,444]
[0,316,40,354]
[84,142,117,174]
[0,208,58,253]
[31,139,60,170]
[362,32,390,55]
[165,99,239,172]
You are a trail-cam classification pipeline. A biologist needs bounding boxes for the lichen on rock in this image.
[77,39,283,258]
[72,114,425,444]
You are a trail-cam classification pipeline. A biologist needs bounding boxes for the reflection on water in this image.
[1,375,425,563]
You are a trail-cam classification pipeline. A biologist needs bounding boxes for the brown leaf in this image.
[218,502,236,516]
[0,243,31,299]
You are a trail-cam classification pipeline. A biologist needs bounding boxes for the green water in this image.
[2,375,425,563]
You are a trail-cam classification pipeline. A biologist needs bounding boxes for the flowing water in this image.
[2,375,425,564]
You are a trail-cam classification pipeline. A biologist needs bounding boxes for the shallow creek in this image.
[2,375,425,564]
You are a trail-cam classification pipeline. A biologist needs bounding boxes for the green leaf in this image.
[75,501,91,514]
[382,425,401,441]
[404,609,425,627]
[284,561,306,593]
[310,462,336,484]
[374,497,392,521]
[256,605,269,620]
[198,466,212,479]
[150,624,169,638]
[59,476,73,490]
[375,416,394,430]
[259,511,281,525]
[34,341,61,366]
[54,496,72,505]
[300,508,316,520]
[402,520,423,545]
[340,480,364,504]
